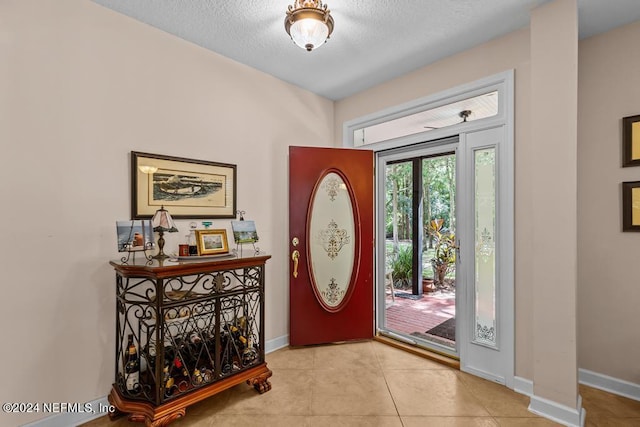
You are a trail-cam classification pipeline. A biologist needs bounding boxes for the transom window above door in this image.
[353,91,498,146]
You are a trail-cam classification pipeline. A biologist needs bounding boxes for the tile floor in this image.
[82,340,640,427]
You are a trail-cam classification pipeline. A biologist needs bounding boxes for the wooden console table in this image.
[108,253,272,426]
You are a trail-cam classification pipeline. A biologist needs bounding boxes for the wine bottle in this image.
[124,334,140,393]
[188,223,198,256]
[173,355,188,377]
[163,365,174,396]
[193,368,203,385]
[230,324,248,350]
[237,316,247,334]
[242,338,258,365]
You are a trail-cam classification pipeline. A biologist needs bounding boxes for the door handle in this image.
[291,250,300,278]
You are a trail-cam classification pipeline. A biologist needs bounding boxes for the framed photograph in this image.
[116,220,154,252]
[623,115,640,167]
[195,229,230,255]
[231,220,259,243]
[131,151,237,219]
[622,181,640,232]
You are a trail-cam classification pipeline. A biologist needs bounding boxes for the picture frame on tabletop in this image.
[131,151,237,219]
[622,114,640,167]
[231,220,259,244]
[116,220,154,252]
[195,229,230,255]
[622,181,640,232]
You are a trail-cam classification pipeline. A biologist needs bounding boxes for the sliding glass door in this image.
[377,139,459,356]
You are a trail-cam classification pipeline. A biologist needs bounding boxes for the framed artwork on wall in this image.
[622,181,640,232]
[131,151,237,219]
[622,114,640,167]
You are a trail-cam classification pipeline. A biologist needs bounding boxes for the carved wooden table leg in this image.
[128,413,147,424]
[148,408,186,427]
[107,392,126,421]
[246,369,273,394]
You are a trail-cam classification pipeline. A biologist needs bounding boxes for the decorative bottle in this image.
[188,222,198,256]
[124,334,140,393]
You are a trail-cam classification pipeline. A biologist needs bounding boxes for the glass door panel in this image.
[380,148,457,354]
[423,154,456,293]
[384,161,413,308]
[473,148,496,346]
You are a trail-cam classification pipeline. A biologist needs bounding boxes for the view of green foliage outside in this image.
[386,154,456,287]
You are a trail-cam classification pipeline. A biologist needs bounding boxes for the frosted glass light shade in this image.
[285,0,334,52]
[290,18,329,51]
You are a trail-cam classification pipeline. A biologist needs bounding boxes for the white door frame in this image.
[343,70,514,388]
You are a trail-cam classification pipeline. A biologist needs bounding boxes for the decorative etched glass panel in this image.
[309,172,356,310]
[474,148,497,346]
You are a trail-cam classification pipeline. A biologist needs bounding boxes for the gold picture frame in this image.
[623,115,640,167]
[195,229,230,255]
[131,151,237,219]
[622,181,640,232]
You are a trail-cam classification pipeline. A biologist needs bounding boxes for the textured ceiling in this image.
[92,0,640,100]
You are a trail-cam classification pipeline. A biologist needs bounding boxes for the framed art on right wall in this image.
[622,181,640,231]
[623,114,640,167]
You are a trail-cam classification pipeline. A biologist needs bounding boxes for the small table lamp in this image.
[151,205,178,260]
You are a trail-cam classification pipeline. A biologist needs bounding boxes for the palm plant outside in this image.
[386,155,456,288]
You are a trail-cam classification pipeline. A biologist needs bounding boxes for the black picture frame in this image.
[622,114,640,167]
[622,181,640,232]
[131,151,237,219]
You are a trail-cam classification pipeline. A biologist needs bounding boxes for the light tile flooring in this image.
[83,340,640,427]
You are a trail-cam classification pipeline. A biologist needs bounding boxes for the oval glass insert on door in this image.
[308,171,356,311]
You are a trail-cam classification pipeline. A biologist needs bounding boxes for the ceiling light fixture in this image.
[459,110,472,122]
[285,0,334,52]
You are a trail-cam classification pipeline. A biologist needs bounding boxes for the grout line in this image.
[373,346,404,426]
[382,371,405,426]
[454,371,502,425]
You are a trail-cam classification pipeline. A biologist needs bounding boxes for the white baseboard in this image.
[24,335,290,427]
[579,368,640,402]
[514,376,534,396]
[529,394,585,427]
[265,334,289,353]
[509,370,640,426]
[513,377,585,427]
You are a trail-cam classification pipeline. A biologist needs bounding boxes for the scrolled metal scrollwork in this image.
[117,277,158,304]
[111,254,271,413]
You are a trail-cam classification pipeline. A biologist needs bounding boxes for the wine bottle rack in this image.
[108,254,272,426]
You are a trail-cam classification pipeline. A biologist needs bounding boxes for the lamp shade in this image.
[285,0,334,52]
[151,206,178,233]
[289,17,329,51]
[138,165,158,174]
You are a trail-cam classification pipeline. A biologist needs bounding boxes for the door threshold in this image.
[374,334,460,370]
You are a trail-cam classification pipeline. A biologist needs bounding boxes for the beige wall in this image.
[530,0,579,409]
[578,19,640,383]
[336,1,640,410]
[0,1,333,424]
[2,0,639,424]
[335,27,536,380]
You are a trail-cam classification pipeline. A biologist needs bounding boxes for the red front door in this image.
[289,146,374,346]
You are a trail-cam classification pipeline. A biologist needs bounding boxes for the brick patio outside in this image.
[384,288,456,345]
